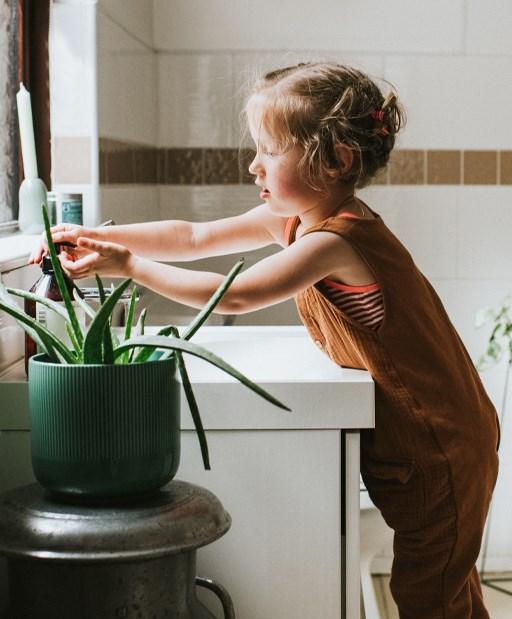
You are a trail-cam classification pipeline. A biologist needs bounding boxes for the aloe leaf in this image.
[94,275,114,363]
[114,335,291,411]
[95,275,106,304]
[119,287,137,364]
[42,204,84,348]
[6,288,70,322]
[177,351,210,468]
[73,288,96,321]
[82,278,132,364]
[111,330,121,348]
[0,281,52,358]
[124,287,137,340]
[170,326,210,470]
[136,307,147,336]
[133,324,176,363]
[0,299,74,363]
[66,322,81,358]
[158,258,245,362]
[7,287,81,358]
[182,258,244,341]
[128,307,147,363]
[101,320,114,364]
[147,325,181,362]
[112,328,122,363]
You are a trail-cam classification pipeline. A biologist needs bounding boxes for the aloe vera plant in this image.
[0,205,290,469]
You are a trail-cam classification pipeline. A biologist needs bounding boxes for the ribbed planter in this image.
[28,354,180,499]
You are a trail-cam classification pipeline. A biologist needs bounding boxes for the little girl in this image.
[31,62,499,618]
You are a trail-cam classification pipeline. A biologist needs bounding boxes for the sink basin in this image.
[144,326,374,431]
[174,326,344,381]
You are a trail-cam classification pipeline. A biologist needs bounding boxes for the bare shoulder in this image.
[297,229,376,286]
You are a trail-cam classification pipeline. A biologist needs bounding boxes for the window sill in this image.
[0,233,40,272]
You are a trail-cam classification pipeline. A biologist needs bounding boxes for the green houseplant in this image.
[475,295,511,590]
[0,206,290,499]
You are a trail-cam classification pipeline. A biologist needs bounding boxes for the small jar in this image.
[61,193,83,225]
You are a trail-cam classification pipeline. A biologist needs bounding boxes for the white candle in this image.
[16,82,38,180]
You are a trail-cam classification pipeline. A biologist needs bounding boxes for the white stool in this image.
[360,477,393,619]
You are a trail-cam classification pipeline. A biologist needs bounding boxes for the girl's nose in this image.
[248,152,263,177]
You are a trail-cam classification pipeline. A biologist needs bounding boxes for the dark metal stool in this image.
[0,480,235,619]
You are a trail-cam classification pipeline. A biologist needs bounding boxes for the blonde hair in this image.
[244,62,405,190]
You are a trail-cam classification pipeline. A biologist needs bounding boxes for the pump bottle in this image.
[24,252,84,375]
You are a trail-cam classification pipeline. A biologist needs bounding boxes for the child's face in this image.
[247,108,321,218]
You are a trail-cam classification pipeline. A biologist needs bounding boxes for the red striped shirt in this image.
[321,279,384,330]
[285,213,384,331]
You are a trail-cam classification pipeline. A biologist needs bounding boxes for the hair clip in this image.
[371,110,385,121]
[375,126,390,136]
[381,92,397,110]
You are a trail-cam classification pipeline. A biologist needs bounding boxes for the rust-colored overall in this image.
[287,202,499,618]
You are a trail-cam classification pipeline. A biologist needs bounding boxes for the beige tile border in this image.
[99,139,512,186]
[463,150,498,185]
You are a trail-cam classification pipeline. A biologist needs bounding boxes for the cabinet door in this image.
[179,429,342,619]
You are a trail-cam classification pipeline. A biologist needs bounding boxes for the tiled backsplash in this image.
[99,138,512,186]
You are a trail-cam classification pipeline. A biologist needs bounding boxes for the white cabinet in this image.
[180,430,342,619]
[0,326,374,619]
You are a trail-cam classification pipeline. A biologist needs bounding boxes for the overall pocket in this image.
[362,457,424,533]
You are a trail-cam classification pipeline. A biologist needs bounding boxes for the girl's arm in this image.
[60,230,354,314]
[95,202,284,260]
[32,203,285,264]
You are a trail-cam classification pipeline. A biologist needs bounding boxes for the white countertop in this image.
[0,233,40,271]
[0,326,375,432]
[172,326,375,430]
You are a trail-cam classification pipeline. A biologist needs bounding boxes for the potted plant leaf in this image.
[0,205,290,500]
[475,295,511,582]
[475,294,512,445]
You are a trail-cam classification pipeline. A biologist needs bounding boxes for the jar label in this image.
[61,198,83,225]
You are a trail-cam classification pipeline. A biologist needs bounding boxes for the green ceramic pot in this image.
[28,354,180,499]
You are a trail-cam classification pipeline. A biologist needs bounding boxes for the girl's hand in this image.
[28,224,95,265]
[58,237,134,280]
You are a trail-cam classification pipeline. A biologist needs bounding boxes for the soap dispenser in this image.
[24,250,84,375]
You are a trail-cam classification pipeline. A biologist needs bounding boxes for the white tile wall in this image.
[485,458,512,570]
[432,278,512,362]
[98,12,157,145]
[158,54,234,147]
[100,186,160,224]
[53,137,91,184]
[456,187,512,279]
[467,0,512,55]
[153,0,465,53]
[385,56,512,149]
[50,2,96,137]
[158,185,261,221]
[97,5,148,54]
[99,0,153,49]
[359,186,459,279]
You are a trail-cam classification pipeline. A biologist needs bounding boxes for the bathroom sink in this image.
[144,325,374,431]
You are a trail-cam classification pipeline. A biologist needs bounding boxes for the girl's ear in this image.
[334,143,354,175]
[324,143,354,179]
